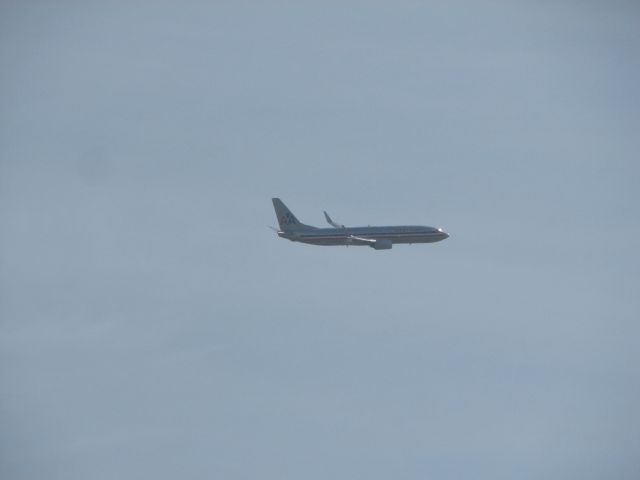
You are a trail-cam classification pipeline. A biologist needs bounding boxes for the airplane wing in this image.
[347,235,376,245]
[324,211,345,229]
[348,235,393,250]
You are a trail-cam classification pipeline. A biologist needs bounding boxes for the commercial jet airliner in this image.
[271,198,449,250]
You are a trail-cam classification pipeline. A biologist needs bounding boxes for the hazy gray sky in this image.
[1,1,639,479]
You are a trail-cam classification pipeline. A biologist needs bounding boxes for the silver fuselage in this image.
[278,225,449,246]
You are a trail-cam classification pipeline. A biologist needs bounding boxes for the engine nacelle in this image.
[372,239,392,250]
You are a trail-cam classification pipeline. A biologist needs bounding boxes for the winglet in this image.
[324,211,345,228]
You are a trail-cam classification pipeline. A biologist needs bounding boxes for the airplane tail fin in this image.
[272,198,317,231]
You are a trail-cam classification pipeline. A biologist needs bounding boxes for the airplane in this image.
[271,198,449,250]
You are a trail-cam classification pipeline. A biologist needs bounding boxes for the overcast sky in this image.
[1,1,639,479]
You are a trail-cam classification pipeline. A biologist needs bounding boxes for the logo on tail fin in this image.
[280,212,298,226]
[273,197,316,231]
